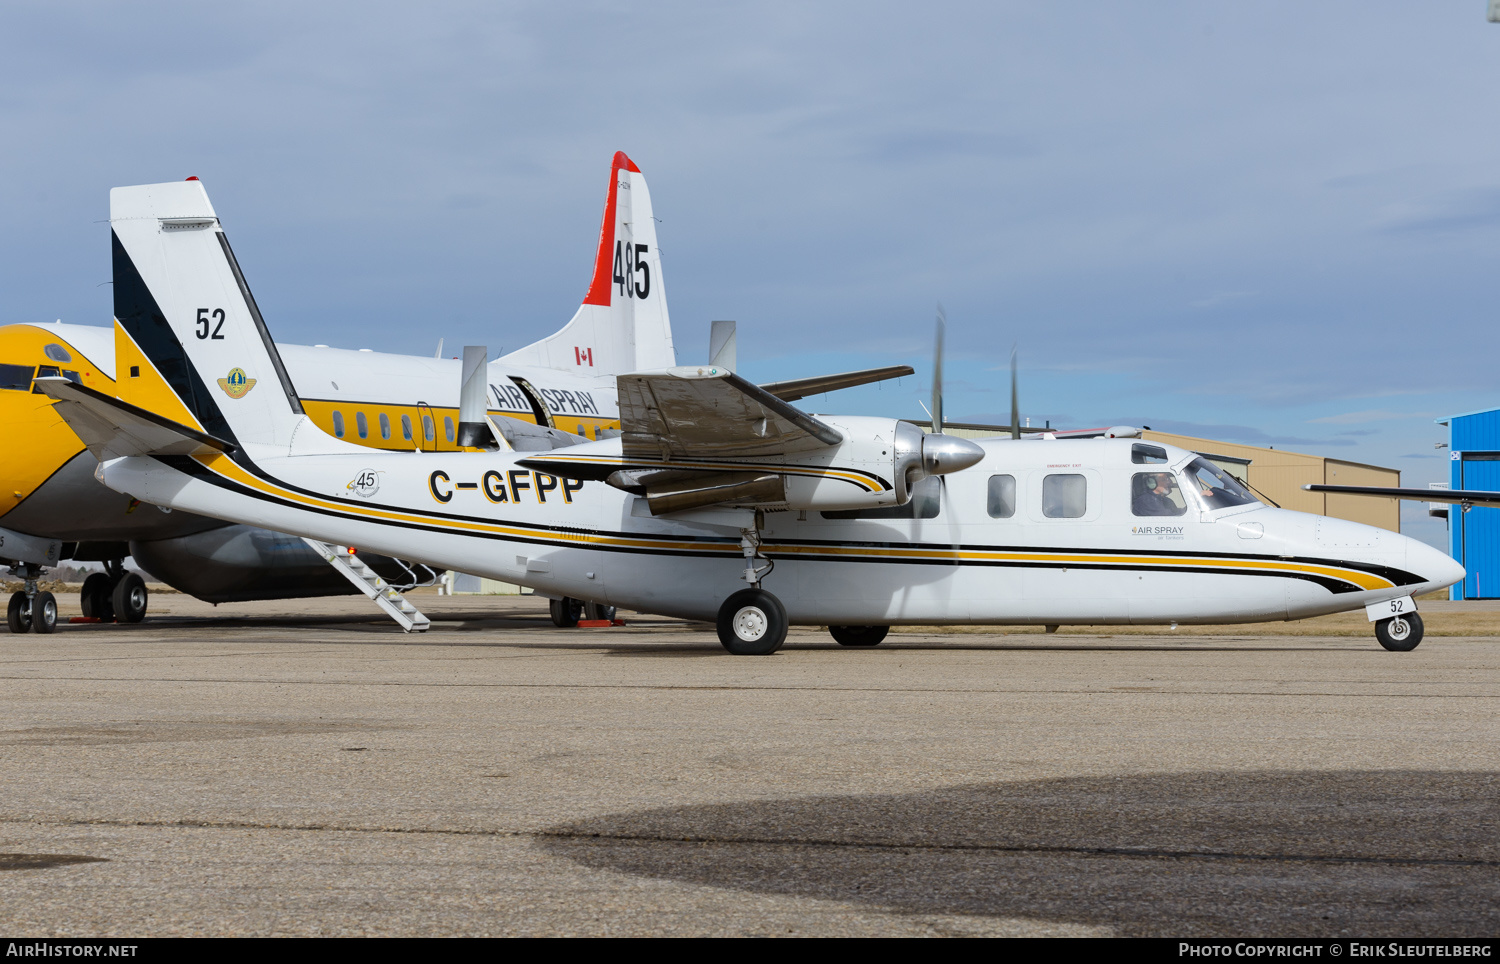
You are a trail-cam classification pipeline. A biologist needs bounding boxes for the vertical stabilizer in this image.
[110,179,304,450]
[500,152,676,376]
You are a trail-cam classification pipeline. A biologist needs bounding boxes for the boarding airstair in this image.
[302,538,431,633]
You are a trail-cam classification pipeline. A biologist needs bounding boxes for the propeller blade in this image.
[1009,343,1020,440]
[932,305,945,435]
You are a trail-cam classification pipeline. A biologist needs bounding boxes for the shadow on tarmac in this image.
[538,770,1500,937]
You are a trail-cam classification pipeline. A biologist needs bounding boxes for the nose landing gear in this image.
[5,565,56,634]
[1375,612,1423,652]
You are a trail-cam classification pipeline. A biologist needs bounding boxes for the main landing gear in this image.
[5,564,56,635]
[715,519,789,656]
[1375,612,1424,652]
[79,561,148,625]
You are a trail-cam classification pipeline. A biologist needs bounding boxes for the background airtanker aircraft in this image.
[35,176,1465,654]
[0,153,662,621]
[2,155,906,629]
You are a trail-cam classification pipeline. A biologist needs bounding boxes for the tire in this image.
[1375,612,1423,652]
[583,601,617,622]
[31,592,57,635]
[550,597,582,628]
[111,573,148,624]
[716,588,788,656]
[80,573,111,620]
[6,592,30,634]
[829,625,889,647]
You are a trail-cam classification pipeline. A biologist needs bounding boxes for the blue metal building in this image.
[1442,407,1500,599]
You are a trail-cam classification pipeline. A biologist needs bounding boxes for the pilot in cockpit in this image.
[1133,472,1183,516]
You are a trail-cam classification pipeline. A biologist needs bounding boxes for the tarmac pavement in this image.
[0,594,1495,937]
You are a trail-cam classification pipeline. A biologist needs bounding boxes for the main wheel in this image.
[6,592,30,634]
[30,592,57,634]
[716,588,788,656]
[1375,612,1423,652]
[80,573,112,620]
[111,573,148,624]
[550,597,582,628]
[583,601,617,622]
[829,625,889,647]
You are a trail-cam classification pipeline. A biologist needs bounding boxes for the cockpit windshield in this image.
[1182,457,1259,510]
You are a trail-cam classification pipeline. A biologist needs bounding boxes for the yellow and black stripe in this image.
[161,451,1422,596]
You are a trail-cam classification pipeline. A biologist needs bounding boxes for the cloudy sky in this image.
[3,1,1497,545]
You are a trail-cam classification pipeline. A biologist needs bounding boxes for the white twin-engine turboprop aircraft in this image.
[42,178,1464,654]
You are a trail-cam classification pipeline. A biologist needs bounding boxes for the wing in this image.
[758,365,914,402]
[1305,483,1500,506]
[617,366,842,461]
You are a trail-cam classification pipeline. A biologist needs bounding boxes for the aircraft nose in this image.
[921,434,985,476]
[1407,537,1464,591]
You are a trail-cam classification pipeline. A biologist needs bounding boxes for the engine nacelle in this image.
[772,416,985,512]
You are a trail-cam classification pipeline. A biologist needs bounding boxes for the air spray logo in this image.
[217,367,256,399]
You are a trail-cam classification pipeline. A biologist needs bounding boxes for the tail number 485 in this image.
[612,242,650,300]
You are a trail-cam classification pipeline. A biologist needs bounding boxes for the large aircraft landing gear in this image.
[717,588,788,655]
[829,625,889,647]
[1376,613,1423,652]
[111,572,148,623]
[80,572,114,621]
[550,597,583,628]
[5,565,55,634]
[79,561,147,624]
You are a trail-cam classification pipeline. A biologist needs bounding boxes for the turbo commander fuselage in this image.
[90,432,1461,626]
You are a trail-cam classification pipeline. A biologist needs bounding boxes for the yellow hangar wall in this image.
[1140,431,1401,533]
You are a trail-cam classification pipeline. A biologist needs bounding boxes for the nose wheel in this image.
[1375,613,1423,651]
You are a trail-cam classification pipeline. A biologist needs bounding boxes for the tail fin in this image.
[500,152,676,376]
[110,179,305,450]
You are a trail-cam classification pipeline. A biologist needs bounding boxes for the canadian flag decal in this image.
[575,347,594,367]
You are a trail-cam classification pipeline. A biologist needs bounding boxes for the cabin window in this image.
[1182,457,1259,510]
[332,411,345,437]
[1131,443,1169,465]
[379,413,391,440]
[1042,474,1087,518]
[1132,472,1187,517]
[444,416,455,443]
[401,415,413,441]
[43,344,72,363]
[423,414,435,441]
[986,475,1016,518]
[822,477,941,520]
[0,364,34,391]
[356,411,369,439]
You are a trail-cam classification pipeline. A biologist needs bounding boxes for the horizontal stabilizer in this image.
[759,365,915,402]
[619,366,843,460]
[37,376,235,461]
[1305,484,1500,506]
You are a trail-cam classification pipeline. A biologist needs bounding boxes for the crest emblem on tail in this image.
[217,367,256,399]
